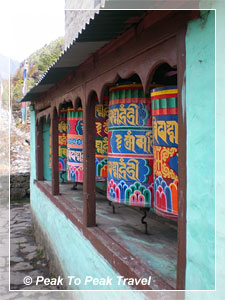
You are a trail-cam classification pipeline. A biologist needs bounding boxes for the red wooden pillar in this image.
[51,107,59,195]
[176,26,187,290]
[83,96,96,227]
[36,118,43,181]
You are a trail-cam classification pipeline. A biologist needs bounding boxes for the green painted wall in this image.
[214,2,225,299]
[30,107,145,297]
[185,3,225,300]
[31,185,145,292]
[42,118,52,181]
[185,10,215,290]
[42,118,67,182]
[30,106,36,183]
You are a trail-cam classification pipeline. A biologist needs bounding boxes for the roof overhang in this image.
[20,10,147,102]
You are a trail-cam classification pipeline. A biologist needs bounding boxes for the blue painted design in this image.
[108,103,150,128]
[164,186,172,213]
[59,157,66,169]
[117,180,128,202]
[152,114,178,147]
[76,120,83,135]
[68,148,83,163]
[110,129,153,155]
[69,169,77,181]
[109,187,117,200]
[168,154,178,175]
[107,157,151,183]
[67,122,70,133]
[67,138,83,145]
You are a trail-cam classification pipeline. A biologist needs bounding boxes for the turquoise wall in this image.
[30,106,36,183]
[42,118,52,181]
[214,2,225,299]
[185,2,225,300]
[185,10,215,290]
[30,107,145,297]
[42,117,67,182]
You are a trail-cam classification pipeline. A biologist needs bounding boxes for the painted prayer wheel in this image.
[67,101,109,183]
[49,108,67,172]
[95,102,109,180]
[58,108,67,171]
[67,107,83,182]
[151,86,178,220]
[107,83,154,208]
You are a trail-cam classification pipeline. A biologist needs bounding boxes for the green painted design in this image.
[96,158,107,176]
[109,126,152,131]
[67,110,83,118]
[109,86,146,101]
[125,181,151,206]
[151,97,178,110]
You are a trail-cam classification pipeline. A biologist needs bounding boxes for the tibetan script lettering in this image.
[96,137,108,155]
[153,117,178,146]
[67,150,83,163]
[113,131,153,154]
[59,147,67,158]
[108,158,140,181]
[109,104,139,127]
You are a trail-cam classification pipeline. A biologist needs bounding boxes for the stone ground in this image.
[0,175,82,300]
[10,203,58,291]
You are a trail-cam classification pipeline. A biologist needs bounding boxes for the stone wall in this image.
[10,173,30,201]
[0,175,9,204]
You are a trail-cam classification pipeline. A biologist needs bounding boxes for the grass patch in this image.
[10,197,30,204]
[36,249,43,259]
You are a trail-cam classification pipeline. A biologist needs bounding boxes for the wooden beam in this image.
[83,96,96,227]
[36,107,51,121]
[176,26,187,290]
[51,108,59,195]
[36,119,43,181]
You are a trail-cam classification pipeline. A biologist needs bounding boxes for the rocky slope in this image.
[0,107,30,175]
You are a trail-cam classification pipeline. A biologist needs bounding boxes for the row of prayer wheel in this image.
[49,84,178,220]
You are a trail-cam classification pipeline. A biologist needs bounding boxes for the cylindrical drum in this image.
[107,83,154,208]
[67,102,109,183]
[58,108,67,171]
[95,102,109,180]
[67,107,84,182]
[151,86,178,220]
[49,108,67,172]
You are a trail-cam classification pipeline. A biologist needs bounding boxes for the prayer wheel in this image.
[107,83,154,208]
[151,86,178,220]
[49,108,67,172]
[67,101,109,183]
[67,107,83,182]
[95,102,109,180]
[58,108,67,172]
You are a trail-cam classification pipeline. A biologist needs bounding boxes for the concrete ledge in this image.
[35,180,174,291]
[31,210,69,289]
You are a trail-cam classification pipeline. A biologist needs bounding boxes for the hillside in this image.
[9,37,65,174]
[11,36,64,102]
